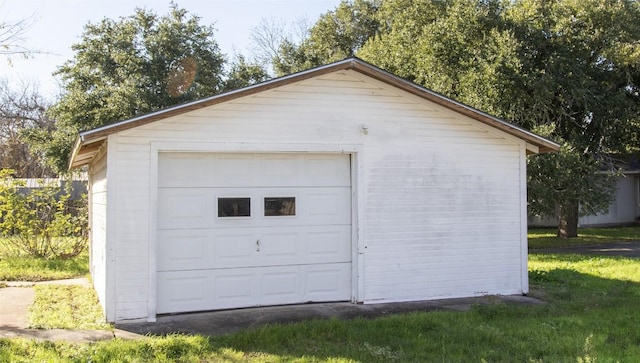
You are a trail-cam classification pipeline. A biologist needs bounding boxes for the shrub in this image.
[0,169,88,259]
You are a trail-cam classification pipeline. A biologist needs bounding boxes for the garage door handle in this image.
[256,239,260,252]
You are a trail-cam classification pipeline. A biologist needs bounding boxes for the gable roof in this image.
[69,57,560,169]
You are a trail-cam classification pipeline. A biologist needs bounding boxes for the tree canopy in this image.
[33,5,257,173]
[269,0,381,76]
[270,0,640,236]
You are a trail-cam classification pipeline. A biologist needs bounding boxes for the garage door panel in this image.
[158,230,211,271]
[158,153,350,188]
[303,154,351,186]
[306,228,351,258]
[159,225,350,271]
[158,189,212,229]
[211,264,351,307]
[157,152,352,314]
[305,189,351,224]
[305,264,351,299]
[212,231,259,267]
[261,271,299,300]
[259,187,351,226]
[158,153,213,188]
[213,225,350,267]
[157,271,211,314]
[214,155,259,186]
[259,232,298,259]
[158,263,351,314]
[259,155,301,184]
[214,273,256,302]
[264,225,351,264]
[260,263,351,305]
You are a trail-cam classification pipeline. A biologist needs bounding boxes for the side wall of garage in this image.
[104,69,527,322]
[88,145,109,318]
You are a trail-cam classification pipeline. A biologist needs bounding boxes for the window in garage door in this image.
[217,197,251,217]
[264,197,295,216]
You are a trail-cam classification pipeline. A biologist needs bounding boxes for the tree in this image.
[249,17,292,71]
[36,5,226,172]
[0,10,40,64]
[271,0,381,76]
[506,0,640,236]
[0,80,55,177]
[361,0,520,118]
[527,145,617,238]
[222,55,270,92]
[504,0,640,153]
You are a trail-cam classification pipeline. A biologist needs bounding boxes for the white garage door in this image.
[156,153,352,314]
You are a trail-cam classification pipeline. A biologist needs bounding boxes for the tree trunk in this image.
[557,201,579,238]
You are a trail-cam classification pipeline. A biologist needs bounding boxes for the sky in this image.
[1,0,341,100]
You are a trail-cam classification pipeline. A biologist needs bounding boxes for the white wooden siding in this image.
[362,145,522,301]
[529,174,639,227]
[89,146,107,314]
[112,138,151,321]
[105,69,526,321]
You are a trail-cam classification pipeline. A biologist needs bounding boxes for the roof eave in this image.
[69,57,560,169]
[77,58,358,145]
[68,136,84,170]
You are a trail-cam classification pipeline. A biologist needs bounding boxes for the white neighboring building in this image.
[69,58,559,323]
[529,169,640,228]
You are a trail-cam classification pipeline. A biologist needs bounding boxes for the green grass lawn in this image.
[528,225,640,249]
[1,253,640,362]
[0,252,89,281]
[29,285,111,330]
[0,237,89,281]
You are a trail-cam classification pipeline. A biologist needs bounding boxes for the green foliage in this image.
[29,285,110,330]
[504,0,640,153]
[0,169,87,259]
[222,55,270,92]
[34,5,226,172]
[527,145,618,234]
[273,0,381,76]
[362,0,520,118]
[3,254,640,361]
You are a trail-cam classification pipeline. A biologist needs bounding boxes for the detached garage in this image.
[69,58,559,323]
